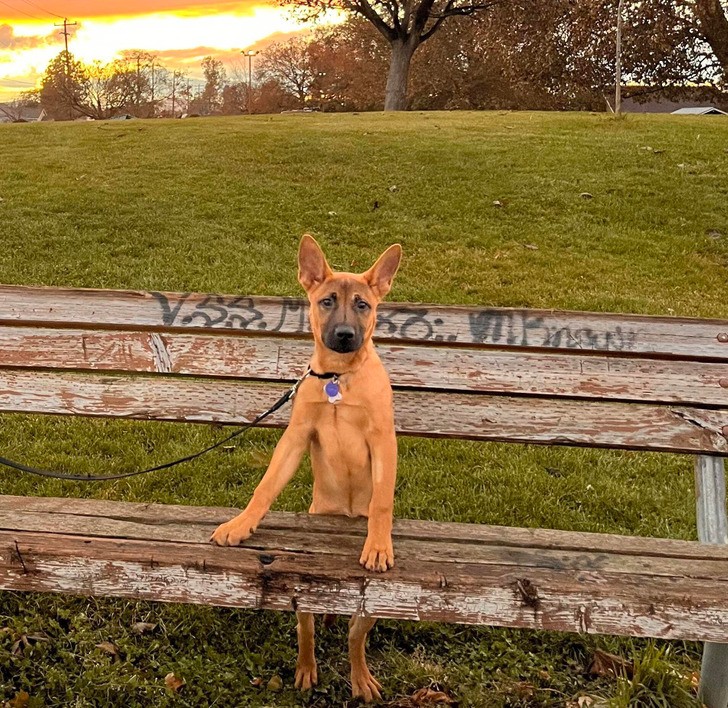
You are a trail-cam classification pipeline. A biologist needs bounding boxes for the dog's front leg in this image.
[360,428,397,572]
[211,423,310,546]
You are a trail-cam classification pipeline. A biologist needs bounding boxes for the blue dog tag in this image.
[324,378,342,404]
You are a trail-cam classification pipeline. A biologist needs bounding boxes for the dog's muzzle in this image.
[325,324,362,353]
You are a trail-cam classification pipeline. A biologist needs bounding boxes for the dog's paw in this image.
[209,514,258,546]
[359,534,394,572]
[294,661,318,691]
[351,666,382,703]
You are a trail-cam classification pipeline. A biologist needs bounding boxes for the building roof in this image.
[671,107,727,115]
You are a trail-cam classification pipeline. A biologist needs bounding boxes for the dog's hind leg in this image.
[294,611,317,691]
[349,615,381,702]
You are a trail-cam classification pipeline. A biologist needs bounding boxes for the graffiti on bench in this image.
[151,292,637,351]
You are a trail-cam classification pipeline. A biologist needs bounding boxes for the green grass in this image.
[1,111,726,706]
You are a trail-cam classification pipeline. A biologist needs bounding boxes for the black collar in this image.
[308,368,341,380]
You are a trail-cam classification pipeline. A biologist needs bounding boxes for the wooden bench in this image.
[1,285,728,704]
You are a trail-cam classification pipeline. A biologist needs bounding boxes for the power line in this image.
[15,0,63,19]
[0,0,47,21]
[0,78,37,86]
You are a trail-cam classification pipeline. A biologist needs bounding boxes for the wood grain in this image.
[2,285,727,357]
[2,327,728,406]
[2,498,728,641]
[0,370,726,454]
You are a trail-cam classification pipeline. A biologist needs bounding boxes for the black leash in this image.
[0,372,311,483]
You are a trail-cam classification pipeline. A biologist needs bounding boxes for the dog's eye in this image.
[356,300,370,311]
[320,297,334,308]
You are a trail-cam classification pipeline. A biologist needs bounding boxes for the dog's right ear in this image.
[298,234,333,292]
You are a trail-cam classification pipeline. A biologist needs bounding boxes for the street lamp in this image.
[243,49,259,115]
[615,0,624,116]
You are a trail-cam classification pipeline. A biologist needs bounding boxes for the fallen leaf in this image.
[250,677,264,688]
[588,649,633,679]
[130,622,157,635]
[95,641,120,661]
[389,185,399,193]
[165,672,186,692]
[411,687,456,704]
[267,675,283,691]
[248,449,272,468]
[579,192,593,199]
[707,229,723,239]
[523,244,539,250]
[5,691,30,708]
[389,686,457,706]
[577,697,594,707]
[492,200,503,207]
[327,211,337,217]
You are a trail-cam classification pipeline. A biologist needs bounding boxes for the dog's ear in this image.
[363,244,402,298]
[298,234,333,291]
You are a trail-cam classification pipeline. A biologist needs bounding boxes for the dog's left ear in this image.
[363,244,402,298]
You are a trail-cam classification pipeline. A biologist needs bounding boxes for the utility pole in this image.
[55,18,77,55]
[55,18,78,121]
[243,50,259,115]
[615,0,624,117]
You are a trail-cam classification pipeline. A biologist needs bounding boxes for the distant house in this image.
[671,107,727,116]
[621,87,727,114]
[0,104,47,123]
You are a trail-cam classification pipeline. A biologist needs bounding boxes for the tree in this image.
[200,56,226,114]
[39,50,86,120]
[308,20,389,110]
[693,0,728,81]
[81,60,136,120]
[257,38,317,107]
[284,0,503,110]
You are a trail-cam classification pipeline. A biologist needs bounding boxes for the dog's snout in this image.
[334,325,355,342]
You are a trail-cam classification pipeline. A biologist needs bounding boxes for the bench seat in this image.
[1,495,727,642]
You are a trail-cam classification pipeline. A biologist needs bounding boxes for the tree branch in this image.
[420,0,504,42]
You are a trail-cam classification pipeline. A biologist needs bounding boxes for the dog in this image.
[211,234,402,702]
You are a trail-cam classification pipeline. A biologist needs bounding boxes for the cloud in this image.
[0,0,258,22]
[0,24,62,50]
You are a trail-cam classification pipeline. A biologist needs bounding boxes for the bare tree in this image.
[257,38,317,106]
[284,0,503,110]
[80,60,136,120]
[201,56,226,114]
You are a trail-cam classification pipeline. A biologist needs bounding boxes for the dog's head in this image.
[298,234,402,354]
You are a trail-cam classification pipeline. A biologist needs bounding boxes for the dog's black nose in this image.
[334,325,355,342]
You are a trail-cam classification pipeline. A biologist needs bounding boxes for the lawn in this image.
[0,111,727,707]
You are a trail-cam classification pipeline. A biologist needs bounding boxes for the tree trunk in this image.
[694,0,728,77]
[384,39,416,111]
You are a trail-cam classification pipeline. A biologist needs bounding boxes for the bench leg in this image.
[696,455,728,708]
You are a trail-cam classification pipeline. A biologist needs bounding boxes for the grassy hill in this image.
[0,112,726,706]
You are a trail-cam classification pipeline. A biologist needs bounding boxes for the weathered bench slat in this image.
[2,502,728,641]
[0,369,726,453]
[7,510,728,579]
[2,285,727,358]
[3,495,727,560]
[2,327,728,406]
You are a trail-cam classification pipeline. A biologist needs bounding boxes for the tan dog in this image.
[211,234,402,702]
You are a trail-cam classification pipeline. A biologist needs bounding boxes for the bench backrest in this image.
[1,285,727,455]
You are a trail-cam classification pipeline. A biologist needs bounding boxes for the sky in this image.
[0,0,319,101]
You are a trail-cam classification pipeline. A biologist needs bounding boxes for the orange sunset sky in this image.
[0,0,325,100]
